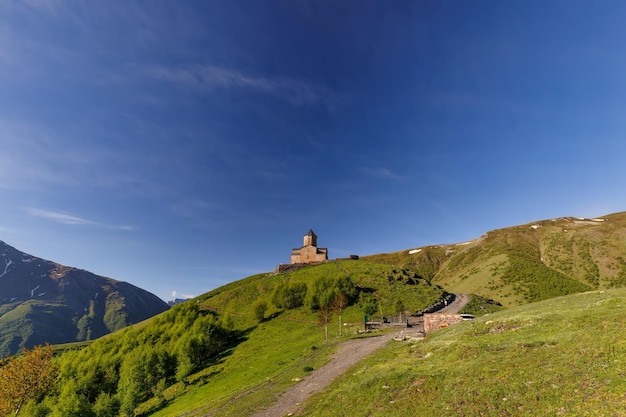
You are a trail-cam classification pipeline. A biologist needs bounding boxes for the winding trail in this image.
[249,294,469,417]
[438,293,469,314]
[250,331,399,417]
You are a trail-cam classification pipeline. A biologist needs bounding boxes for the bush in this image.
[252,300,268,322]
[134,396,165,416]
[272,282,307,309]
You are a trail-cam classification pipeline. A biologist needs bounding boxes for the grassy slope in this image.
[42,212,626,416]
[145,260,445,416]
[299,288,626,417]
[364,212,626,307]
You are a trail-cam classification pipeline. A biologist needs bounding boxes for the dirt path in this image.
[249,294,469,417]
[437,293,469,314]
[249,331,400,417]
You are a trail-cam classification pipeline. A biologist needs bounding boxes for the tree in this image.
[358,292,378,317]
[92,392,120,417]
[317,287,337,342]
[272,282,307,309]
[334,276,358,301]
[318,303,333,343]
[306,277,333,311]
[0,344,58,417]
[48,379,94,417]
[393,299,405,322]
[332,292,349,336]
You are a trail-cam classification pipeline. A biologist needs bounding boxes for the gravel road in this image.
[249,331,400,417]
[249,294,469,417]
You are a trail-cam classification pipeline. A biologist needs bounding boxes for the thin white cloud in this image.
[148,65,342,108]
[360,167,401,180]
[26,208,135,231]
[27,208,95,225]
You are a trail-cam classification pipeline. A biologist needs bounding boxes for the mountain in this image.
[15,259,445,416]
[364,211,626,307]
[10,212,626,416]
[0,240,169,355]
[167,298,192,307]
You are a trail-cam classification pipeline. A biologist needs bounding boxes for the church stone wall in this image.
[290,245,327,264]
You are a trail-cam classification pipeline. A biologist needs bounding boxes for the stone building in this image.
[290,229,328,264]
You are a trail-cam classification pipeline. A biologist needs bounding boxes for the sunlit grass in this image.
[298,289,626,416]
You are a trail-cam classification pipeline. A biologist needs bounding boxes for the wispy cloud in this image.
[27,208,95,225]
[147,65,343,108]
[360,167,401,180]
[26,208,135,230]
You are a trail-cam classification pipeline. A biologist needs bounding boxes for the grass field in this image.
[298,288,626,417]
[149,260,444,416]
[150,318,331,417]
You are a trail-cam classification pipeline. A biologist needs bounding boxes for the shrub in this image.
[272,282,307,309]
[252,300,268,322]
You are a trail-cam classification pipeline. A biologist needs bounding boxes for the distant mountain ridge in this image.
[168,297,192,306]
[0,240,169,355]
[364,211,626,307]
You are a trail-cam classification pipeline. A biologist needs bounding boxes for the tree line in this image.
[0,302,231,417]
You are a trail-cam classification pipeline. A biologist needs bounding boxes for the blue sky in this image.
[2,1,626,302]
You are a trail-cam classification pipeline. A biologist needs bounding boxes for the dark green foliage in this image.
[334,276,358,301]
[459,294,505,316]
[49,379,94,417]
[252,300,268,322]
[272,282,307,309]
[92,393,119,417]
[306,277,333,311]
[607,257,626,287]
[503,255,591,302]
[18,400,50,417]
[306,276,358,312]
[358,293,378,316]
[40,302,231,416]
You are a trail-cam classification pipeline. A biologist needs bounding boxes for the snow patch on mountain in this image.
[31,285,40,297]
[0,258,12,278]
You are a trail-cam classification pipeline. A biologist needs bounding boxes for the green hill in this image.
[364,212,626,307]
[14,259,443,417]
[6,211,626,417]
[298,288,626,416]
[0,240,169,356]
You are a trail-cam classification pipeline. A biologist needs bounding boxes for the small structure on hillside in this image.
[274,229,329,274]
[423,313,464,334]
[290,229,328,264]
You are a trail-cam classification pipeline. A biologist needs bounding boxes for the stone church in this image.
[290,229,328,264]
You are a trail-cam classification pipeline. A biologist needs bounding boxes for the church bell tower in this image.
[303,229,317,247]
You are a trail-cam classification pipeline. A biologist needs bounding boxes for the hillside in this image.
[12,259,444,417]
[6,211,626,416]
[0,240,169,356]
[364,211,626,307]
[298,288,626,416]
